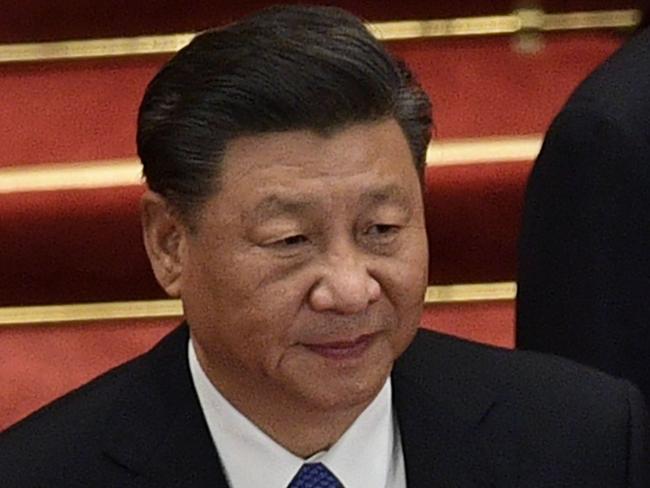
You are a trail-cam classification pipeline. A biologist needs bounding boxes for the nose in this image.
[308,249,381,315]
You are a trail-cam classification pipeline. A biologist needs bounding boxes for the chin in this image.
[304,367,391,413]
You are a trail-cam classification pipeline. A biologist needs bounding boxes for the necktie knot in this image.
[288,462,343,488]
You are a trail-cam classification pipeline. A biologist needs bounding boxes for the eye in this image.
[272,234,309,247]
[366,224,400,237]
[282,234,308,246]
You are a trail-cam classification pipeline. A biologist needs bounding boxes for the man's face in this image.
[181,118,428,415]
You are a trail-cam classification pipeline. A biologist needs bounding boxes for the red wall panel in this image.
[0,33,623,167]
[2,57,166,166]
[389,32,622,139]
[2,0,640,43]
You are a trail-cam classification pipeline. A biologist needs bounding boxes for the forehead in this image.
[194,119,422,228]
[219,118,417,191]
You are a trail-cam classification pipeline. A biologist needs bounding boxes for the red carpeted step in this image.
[0,162,530,306]
[0,34,622,167]
[421,301,515,349]
[0,319,177,431]
[0,185,163,306]
[425,161,531,284]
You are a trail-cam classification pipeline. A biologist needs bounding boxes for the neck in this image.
[249,399,370,458]
[194,346,376,457]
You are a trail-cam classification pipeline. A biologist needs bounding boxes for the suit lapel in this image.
[102,325,230,487]
[97,326,510,487]
[392,330,502,487]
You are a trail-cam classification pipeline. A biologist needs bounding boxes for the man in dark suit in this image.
[517,25,650,403]
[2,6,648,487]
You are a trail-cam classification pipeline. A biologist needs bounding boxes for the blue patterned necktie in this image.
[288,462,344,488]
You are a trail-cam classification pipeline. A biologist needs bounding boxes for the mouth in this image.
[302,333,376,360]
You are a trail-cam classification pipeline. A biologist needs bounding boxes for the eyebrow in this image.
[358,184,413,211]
[248,184,413,223]
[249,195,318,222]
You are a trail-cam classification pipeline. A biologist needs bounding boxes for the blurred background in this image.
[1,0,646,429]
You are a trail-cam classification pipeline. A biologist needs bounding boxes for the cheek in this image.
[391,234,429,299]
[184,250,309,346]
[184,243,265,302]
[378,242,428,346]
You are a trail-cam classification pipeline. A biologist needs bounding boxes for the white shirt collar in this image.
[188,338,405,488]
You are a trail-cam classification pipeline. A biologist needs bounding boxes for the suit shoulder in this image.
[562,28,650,125]
[401,331,649,484]
[403,329,639,408]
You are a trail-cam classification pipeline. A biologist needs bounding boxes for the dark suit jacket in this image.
[517,27,650,401]
[1,325,648,487]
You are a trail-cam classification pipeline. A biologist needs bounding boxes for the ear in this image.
[140,191,187,297]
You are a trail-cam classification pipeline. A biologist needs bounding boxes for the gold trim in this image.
[0,282,516,326]
[426,135,541,166]
[368,14,520,40]
[0,135,540,193]
[0,33,195,63]
[425,281,516,303]
[544,9,641,31]
[0,159,142,193]
[0,9,640,63]
[0,300,183,326]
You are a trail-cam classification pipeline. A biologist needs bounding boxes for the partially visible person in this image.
[517,24,650,402]
[1,5,648,487]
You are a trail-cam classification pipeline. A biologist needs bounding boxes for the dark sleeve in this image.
[516,103,650,400]
[626,380,650,487]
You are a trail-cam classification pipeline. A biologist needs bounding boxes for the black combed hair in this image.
[137,4,432,222]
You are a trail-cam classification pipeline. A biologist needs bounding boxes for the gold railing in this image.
[0,282,516,326]
[0,9,641,63]
[0,135,539,194]
[2,7,581,325]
